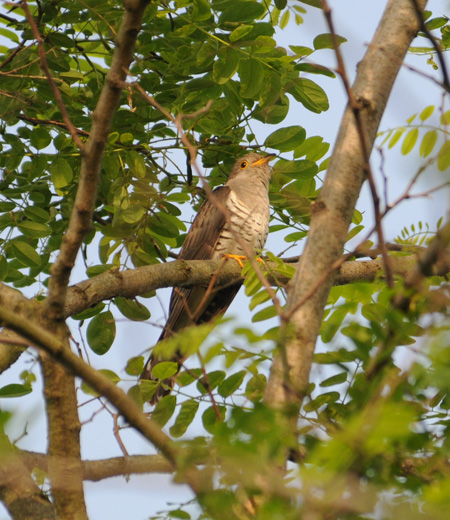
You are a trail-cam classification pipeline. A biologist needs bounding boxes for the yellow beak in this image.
[252,153,276,166]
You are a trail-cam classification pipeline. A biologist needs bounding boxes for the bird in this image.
[141,152,275,403]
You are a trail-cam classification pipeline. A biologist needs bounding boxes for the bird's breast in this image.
[214,189,270,257]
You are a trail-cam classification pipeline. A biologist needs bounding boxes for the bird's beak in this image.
[252,153,276,166]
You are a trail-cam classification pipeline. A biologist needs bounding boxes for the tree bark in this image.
[265,0,428,408]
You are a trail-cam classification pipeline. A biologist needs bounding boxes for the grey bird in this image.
[141,152,275,403]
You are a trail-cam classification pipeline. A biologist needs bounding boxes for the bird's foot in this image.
[223,254,247,268]
[223,254,264,268]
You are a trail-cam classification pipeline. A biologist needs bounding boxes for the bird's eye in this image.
[239,160,248,169]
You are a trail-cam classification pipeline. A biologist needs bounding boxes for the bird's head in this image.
[227,152,276,183]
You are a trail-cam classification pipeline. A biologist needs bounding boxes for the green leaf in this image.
[272,158,317,178]
[151,361,179,380]
[86,311,116,355]
[252,305,278,322]
[48,32,75,48]
[425,16,449,30]
[319,372,347,387]
[245,374,267,402]
[10,241,41,268]
[125,356,145,376]
[202,405,226,434]
[279,9,290,29]
[265,126,306,152]
[347,224,363,241]
[152,395,177,427]
[138,379,158,403]
[24,206,50,223]
[219,1,266,24]
[401,128,419,155]
[287,78,329,113]
[249,289,271,311]
[314,349,358,364]
[304,391,340,412]
[289,45,313,57]
[284,231,307,243]
[420,130,438,157]
[297,0,323,7]
[30,128,52,150]
[294,136,329,161]
[259,70,282,108]
[184,78,216,92]
[419,105,434,121]
[120,205,147,224]
[192,0,211,21]
[17,221,51,238]
[213,47,240,84]
[72,303,105,320]
[313,33,347,50]
[229,24,253,42]
[441,110,450,125]
[388,128,405,148]
[169,399,199,437]
[197,370,226,394]
[0,256,8,281]
[0,384,32,398]
[275,183,311,217]
[239,59,264,99]
[50,157,73,189]
[114,297,150,321]
[177,368,202,388]
[0,28,19,44]
[275,0,287,9]
[0,202,15,212]
[218,370,246,397]
[437,141,450,171]
[152,322,216,361]
[126,150,146,179]
[168,510,191,520]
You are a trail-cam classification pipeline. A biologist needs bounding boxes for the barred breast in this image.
[214,189,270,258]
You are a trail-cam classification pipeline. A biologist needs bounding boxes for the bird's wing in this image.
[158,186,235,342]
[178,186,229,261]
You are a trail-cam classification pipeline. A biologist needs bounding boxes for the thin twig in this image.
[18,115,90,137]
[113,414,129,457]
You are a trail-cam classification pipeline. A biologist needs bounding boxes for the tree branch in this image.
[265,0,428,409]
[2,249,450,373]
[38,3,151,513]
[0,437,55,520]
[21,452,175,480]
[0,303,207,496]
[46,0,150,322]
[64,252,450,318]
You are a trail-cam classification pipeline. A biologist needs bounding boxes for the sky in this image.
[1,1,450,519]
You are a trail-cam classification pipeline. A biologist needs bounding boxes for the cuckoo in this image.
[141,152,275,403]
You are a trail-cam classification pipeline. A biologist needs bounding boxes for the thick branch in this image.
[46,0,150,322]
[0,304,206,495]
[38,2,151,516]
[64,252,450,318]
[0,438,55,520]
[21,452,174,480]
[2,250,450,374]
[265,0,428,408]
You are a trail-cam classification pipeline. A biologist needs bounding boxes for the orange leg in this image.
[222,254,264,268]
